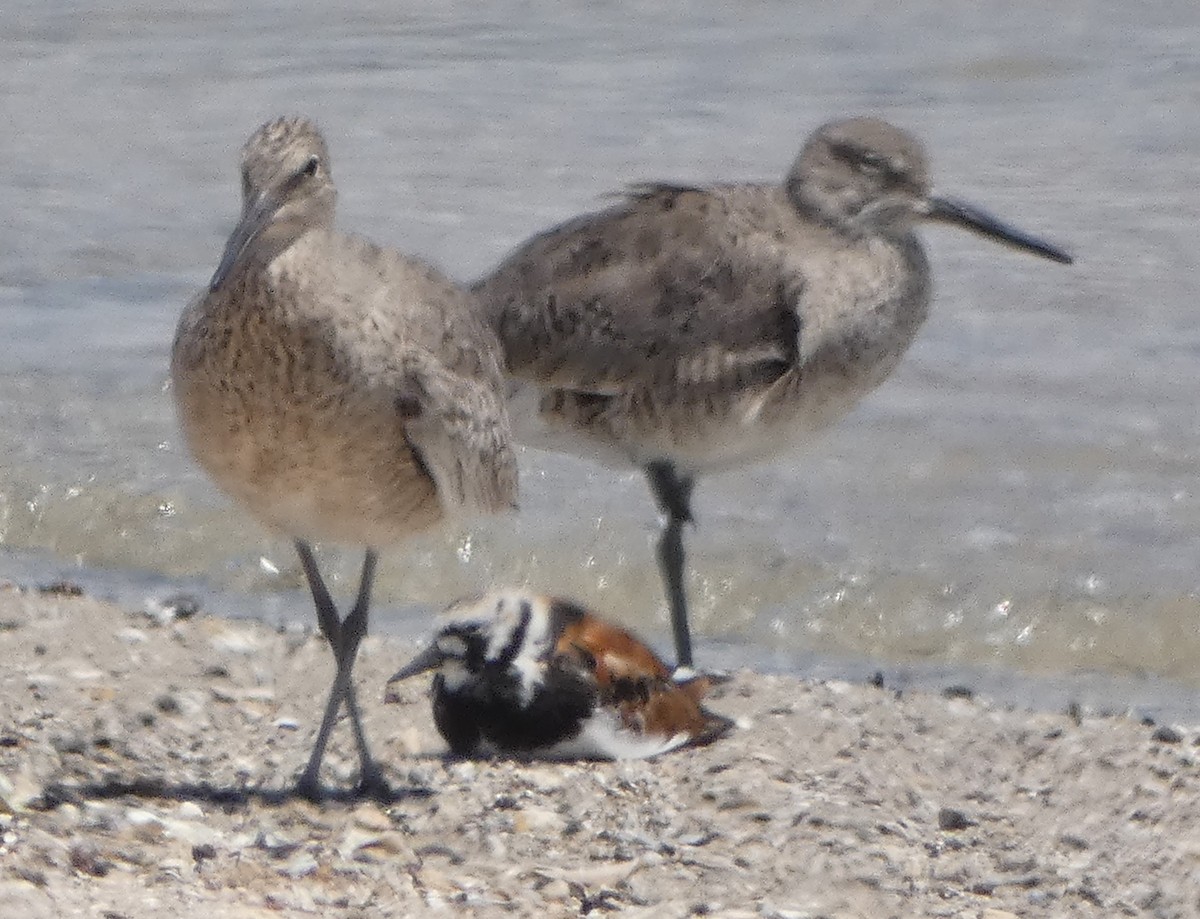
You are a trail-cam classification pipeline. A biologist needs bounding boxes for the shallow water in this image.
[2,1,1199,706]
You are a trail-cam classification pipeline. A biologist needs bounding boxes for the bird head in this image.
[388,592,557,696]
[787,116,1072,264]
[209,115,337,290]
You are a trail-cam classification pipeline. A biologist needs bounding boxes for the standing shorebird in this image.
[171,116,517,798]
[474,116,1072,669]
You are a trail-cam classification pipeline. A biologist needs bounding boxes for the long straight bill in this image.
[388,644,448,684]
[208,191,281,291]
[924,196,1074,265]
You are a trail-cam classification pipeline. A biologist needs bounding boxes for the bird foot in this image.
[294,772,325,803]
[293,768,393,803]
[356,765,394,802]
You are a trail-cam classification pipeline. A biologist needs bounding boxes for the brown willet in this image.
[171,116,518,799]
[474,116,1072,669]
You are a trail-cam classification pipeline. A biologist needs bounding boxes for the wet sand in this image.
[1,585,1197,917]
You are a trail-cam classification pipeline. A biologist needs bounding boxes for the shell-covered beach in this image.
[3,588,1196,917]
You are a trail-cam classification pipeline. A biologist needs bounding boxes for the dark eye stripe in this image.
[832,142,901,179]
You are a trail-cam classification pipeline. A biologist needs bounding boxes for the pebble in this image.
[237,701,270,722]
[0,764,41,813]
[523,769,568,794]
[143,593,201,624]
[1151,725,1182,744]
[352,804,393,832]
[535,859,645,890]
[338,826,385,861]
[256,832,302,858]
[539,878,573,901]
[177,802,203,820]
[162,817,219,848]
[125,808,162,828]
[191,842,217,862]
[280,852,319,879]
[448,761,478,783]
[68,841,111,877]
[937,807,977,831]
[207,626,261,656]
[210,685,237,704]
[514,807,564,833]
[676,830,720,847]
[368,831,414,858]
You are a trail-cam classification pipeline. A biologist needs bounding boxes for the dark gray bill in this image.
[924,195,1073,265]
[208,191,280,291]
[388,644,448,683]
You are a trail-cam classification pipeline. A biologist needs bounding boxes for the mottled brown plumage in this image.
[554,613,728,747]
[474,116,1072,668]
[172,116,517,798]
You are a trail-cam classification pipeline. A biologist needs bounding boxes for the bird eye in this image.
[302,155,321,178]
[856,151,889,176]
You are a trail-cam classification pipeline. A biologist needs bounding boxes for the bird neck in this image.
[244,216,329,279]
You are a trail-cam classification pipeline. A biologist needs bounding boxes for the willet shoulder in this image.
[172,116,517,798]
[474,115,1072,668]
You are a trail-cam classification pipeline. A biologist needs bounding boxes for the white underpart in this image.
[439,659,472,692]
[537,708,689,761]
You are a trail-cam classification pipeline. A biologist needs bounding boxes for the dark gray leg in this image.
[339,550,389,797]
[645,462,697,668]
[293,542,387,799]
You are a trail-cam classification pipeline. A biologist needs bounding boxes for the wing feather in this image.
[551,604,733,747]
[475,185,803,396]
[318,233,519,513]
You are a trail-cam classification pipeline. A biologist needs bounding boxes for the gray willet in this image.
[172,116,518,799]
[474,116,1072,669]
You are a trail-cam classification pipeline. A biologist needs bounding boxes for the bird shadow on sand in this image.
[31,774,434,811]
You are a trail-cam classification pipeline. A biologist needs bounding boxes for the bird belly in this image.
[505,380,640,468]
[175,378,441,547]
[532,707,689,760]
[516,363,893,476]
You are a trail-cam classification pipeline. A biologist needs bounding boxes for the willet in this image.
[474,116,1072,669]
[172,116,518,798]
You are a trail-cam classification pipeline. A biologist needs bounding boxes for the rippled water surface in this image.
[2,0,1199,708]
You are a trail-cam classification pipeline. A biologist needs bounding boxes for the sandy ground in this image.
[1,584,1198,918]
